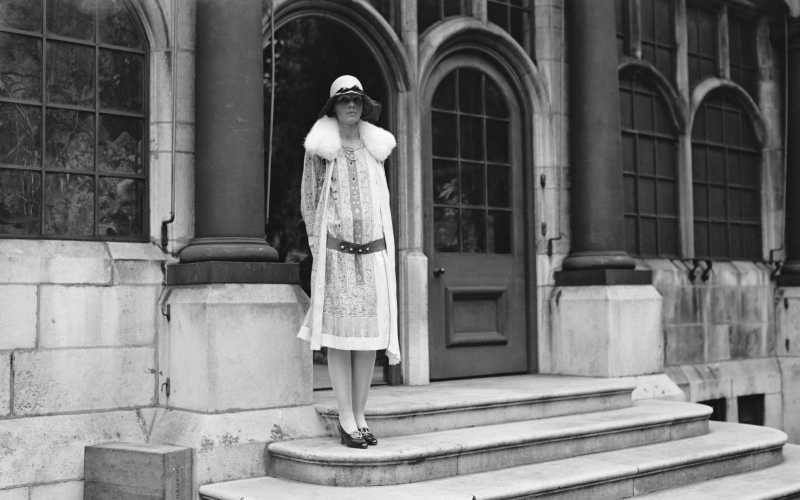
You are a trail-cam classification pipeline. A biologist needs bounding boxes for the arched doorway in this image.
[424,55,529,379]
[263,17,391,388]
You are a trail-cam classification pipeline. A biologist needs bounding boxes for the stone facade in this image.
[1,0,799,498]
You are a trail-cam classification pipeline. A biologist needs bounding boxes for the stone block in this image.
[149,50,173,124]
[741,287,768,323]
[399,251,429,386]
[177,0,196,49]
[0,240,111,284]
[681,364,733,402]
[674,287,703,324]
[0,284,37,350]
[547,286,663,377]
[710,287,740,323]
[719,358,782,396]
[176,123,194,153]
[777,287,800,357]
[13,347,156,415]
[107,242,167,285]
[84,442,191,500]
[0,411,147,489]
[623,374,686,402]
[160,284,310,412]
[39,285,159,348]
[778,357,800,444]
[176,51,195,123]
[764,393,783,430]
[30,481,83,500]
[149,121,173,153]
[148,405,326,494]
[0,488,28,500]
[1,353,9,416]
[706,324,731,361]
[729,323,764,359]
[665,325,704,365]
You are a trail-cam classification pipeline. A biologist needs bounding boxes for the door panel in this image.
[425,58,529,380]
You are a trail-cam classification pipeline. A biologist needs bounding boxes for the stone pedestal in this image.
[546,286,664,377]
[150,284,326,491]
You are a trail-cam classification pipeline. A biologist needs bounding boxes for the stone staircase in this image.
[198,375,800,499]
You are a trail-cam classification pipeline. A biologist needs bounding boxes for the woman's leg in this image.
[351,350,376,429]
[327,347,359,433]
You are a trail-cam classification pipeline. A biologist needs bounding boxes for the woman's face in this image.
[334,94,363,125]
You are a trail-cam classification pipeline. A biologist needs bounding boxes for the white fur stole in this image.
[303,116,396,162]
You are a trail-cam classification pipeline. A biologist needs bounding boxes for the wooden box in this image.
[84,442,192,500]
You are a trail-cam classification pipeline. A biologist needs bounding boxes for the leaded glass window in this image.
[418,0,463,34]
[487,0,533,55]
[0,0,147,240]
[620,76,679,257]
[691,93,761,260]
[640,0,675,83]
[728,14,758,99]
[687,4,718,87]
[431,68,512,254]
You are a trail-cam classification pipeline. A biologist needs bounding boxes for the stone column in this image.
[179,0,277,263]
[781,19,800,285]
[559,0,640,283]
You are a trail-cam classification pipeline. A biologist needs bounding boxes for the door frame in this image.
[421,53,539,377]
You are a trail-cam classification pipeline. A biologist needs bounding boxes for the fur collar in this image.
[304,116,396,162]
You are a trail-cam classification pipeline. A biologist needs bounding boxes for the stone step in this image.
[637,443,800,500]
[314,374,636,437]
[268,400,711,486]
[199,422,788,500]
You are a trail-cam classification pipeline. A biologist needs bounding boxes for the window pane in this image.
[744,225,760,259]
[488,210,511,254]
[692,147,706,181]
[443,0,460,17]
[98,115,143,174]
[699,12,716,57]
[742,153,759,187]
[729,188,742,220]
[659,218,677,256]
[658,179,676,216]
[0,0,42,32]
[485,76,509,118]
[709,186,726,220]
[708,148,725,184]
[639,178,656,215]
[46,41,95,107]
[724,109,741,145]
[98,0,143,49]
[509,6,525,46]
[639,137,655,176]
[99,50,144,113]
[656,139,676,178]
[655,47,672,83]
[743,191,759,222]
[45,109,95,170]
[98,176,144,238]
[432,111,457,158]
[486,119,509,163]
[692,105,705,140]
[44,172,94,236]
[0,168,41,236]
[418,0,439,33]
[730,224,743,259]
[694,221,709,258]
[654,0,671,45]
[693,184,708,218]
[433,159,458,205]
[654,98,671,135]
[707,105,723,143]
[728,151,741,185]
[710,223,728,258]
[460,162,484,205]
[634,92,654,131]
[620,88,633,129]
[434,206,459,252]
[461,208,486,253]
[488,2,508,30]
[622,134,635,173]
[459,115,484,160]
[640,0,654,42]
[458,69,482,114]
[487,165,510,208]
[432,72,456,111]
[0,103,42,167]
[640,217,657,255]
[47,0,95,41]
[625,216,638,255]
[0,33,42,101]
[624,175,636,213]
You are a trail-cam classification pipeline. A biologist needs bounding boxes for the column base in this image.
[178,237,279,263]
[561,251,636,271]
[555,268,652,286]
[778,261,800,286]
[545,285,663,377]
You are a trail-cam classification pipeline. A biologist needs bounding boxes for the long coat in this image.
[296,116,400,364]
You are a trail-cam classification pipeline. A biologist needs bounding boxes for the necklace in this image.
[341,139,362,162]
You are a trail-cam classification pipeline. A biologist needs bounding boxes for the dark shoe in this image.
[338,423,368,449]
[360,427,377,446]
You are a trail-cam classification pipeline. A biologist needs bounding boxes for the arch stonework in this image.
[619,60,688,133]
[690,78,769,147]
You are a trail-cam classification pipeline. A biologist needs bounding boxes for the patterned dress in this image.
[303,144,391,349]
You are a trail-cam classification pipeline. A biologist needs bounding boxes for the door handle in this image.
[433,267,446,277]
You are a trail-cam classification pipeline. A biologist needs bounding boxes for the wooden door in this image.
[424,59,529,380]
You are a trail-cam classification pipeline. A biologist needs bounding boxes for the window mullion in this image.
[40,0,47,237]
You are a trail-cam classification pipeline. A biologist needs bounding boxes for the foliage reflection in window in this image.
[431,68,512,254]
[0,0,146,239]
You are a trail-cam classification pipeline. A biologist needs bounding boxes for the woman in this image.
[298,75,400,449]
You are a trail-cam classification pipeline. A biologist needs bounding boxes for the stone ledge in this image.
[554,269,653,286]
[166,262,299,285]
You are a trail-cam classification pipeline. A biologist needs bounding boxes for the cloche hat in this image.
[318,75,382,123]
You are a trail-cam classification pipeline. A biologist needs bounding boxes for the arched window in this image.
[620,75,679,257]
[691,93,761,260]
[0,0,147,240]
[431,68,512,254]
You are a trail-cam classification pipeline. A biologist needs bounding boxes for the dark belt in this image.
[327,235,386,255]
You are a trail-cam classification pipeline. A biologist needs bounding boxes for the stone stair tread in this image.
[269,400,710,464]
[638,443,800,499]
[200,423,788,500]
[314,374,636,417]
